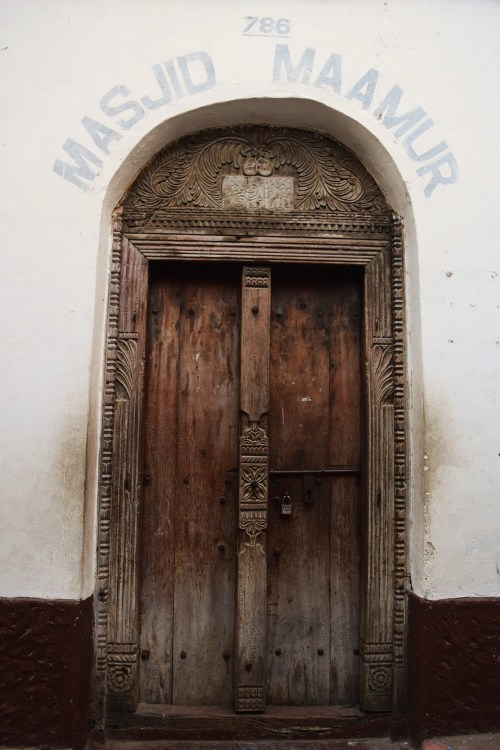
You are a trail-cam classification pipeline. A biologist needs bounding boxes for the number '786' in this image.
[243,17,291,35]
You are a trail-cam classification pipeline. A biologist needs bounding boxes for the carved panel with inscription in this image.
[222,175,295,210]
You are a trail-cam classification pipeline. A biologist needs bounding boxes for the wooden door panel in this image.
[267,267,362,706]
[140,262,362,710]
[266,474,331,705]
[267,269,332,704]
[269,274,331,469]
[141,264,239,707]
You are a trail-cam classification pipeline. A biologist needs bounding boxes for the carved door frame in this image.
[92,126,409,728]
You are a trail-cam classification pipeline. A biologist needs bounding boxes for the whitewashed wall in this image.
[0,0,498,600]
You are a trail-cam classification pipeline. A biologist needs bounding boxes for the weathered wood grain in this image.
[140,265,180,703]
[141,264,239,707]
[328,275,362,705]
[267,268,332,705]
[172,265,239,706]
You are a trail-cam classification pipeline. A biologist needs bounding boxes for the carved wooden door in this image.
[139,260,362,711]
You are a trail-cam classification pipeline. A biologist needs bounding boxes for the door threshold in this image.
[106,703,396,742]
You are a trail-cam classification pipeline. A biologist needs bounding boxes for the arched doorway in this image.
[95,125,408,739]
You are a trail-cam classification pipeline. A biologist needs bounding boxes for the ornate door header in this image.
[122,126,390,235]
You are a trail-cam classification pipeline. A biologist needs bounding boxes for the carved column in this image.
[360,246,395,712]
[391,215,409,716]
[106,237,148,713]
[92,208,124,730]
[234,267,271,712]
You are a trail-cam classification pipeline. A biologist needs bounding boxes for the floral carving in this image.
[124,126,387,215]
[239,425,268,543]
[368,665,392,694]
[107,664,134,694]
[241,466,267,502]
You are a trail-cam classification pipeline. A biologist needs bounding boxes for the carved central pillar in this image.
[234,266,271,712]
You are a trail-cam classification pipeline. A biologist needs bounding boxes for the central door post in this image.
[234,266,271,712]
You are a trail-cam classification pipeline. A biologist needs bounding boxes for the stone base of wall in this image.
[1,592,499,748]
[0,596,92,749]
[408,592,500,745]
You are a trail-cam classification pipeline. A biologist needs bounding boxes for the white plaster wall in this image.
[0,0,498,600]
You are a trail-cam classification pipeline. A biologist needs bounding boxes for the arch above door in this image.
[93,125,408,734]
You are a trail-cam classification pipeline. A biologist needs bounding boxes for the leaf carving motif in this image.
[125,126,387,215]
[373,343,394,405]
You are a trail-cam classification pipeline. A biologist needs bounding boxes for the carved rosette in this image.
[107,644,138,695]
[367,665,393,694]
[239,426,269,543]
[362,642,393,697]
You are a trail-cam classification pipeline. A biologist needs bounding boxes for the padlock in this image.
[280,491,292,515]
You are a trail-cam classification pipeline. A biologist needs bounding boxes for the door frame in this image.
[91,125,409,730]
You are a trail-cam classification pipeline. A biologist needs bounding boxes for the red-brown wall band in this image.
[408,592,500,745]
[1,593,499,748]
[0,596,92,749]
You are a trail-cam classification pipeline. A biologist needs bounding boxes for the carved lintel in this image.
[122,208,393,236]
[123,126,388,218]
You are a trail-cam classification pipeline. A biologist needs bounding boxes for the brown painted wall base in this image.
[1,591,499,748]
[0,596,92,749]
[408,591,500,745]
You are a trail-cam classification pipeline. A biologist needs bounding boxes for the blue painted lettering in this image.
[164,59,184,99]
[82,117,122,155]
[177,51,216,94]
[53,139,102,192]
[53,49,216,192]
[141,63,173,109]
[100,86,145,130]
[373,86,426,138]
[346,68,379,110]
[403,118,448,162]
[272,44,315,84]
[271,44,458,197]
[417,152,458,197]
[314,54,342,94]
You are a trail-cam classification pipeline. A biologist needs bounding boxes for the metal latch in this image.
[280,492,292,515]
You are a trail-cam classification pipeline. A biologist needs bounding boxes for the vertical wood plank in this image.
[171,265,239,706]
[267,268,331,705]
[329,275,362,705]
[107,237,148,713]
[139,267,181,703]
[234,267,271,712]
